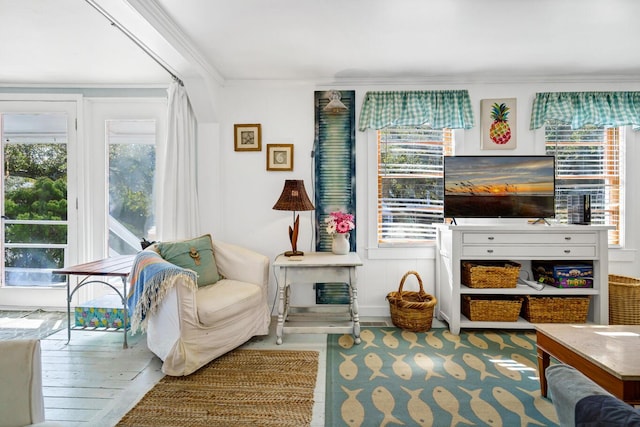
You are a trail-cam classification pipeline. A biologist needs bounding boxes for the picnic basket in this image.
[609,274,640,325]
[386,271,437,332]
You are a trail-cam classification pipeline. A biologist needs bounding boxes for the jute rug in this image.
[327,327,560,427]
[117,349,319,427]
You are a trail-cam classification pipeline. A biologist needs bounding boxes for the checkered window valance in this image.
[530,91,640,130]
[358,90,474,131]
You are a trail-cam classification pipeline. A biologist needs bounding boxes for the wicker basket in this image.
[386,271,437,332]
[522,295,591,323]
[461,261,521,288]
[462,295,524,322]
[609,274,640,325]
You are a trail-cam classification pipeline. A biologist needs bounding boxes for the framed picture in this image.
[234,124,261,151]
[266,144,293,171]
[481,98,517,150]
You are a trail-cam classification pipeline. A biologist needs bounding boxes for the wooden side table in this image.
[53,255,135,349]
[273,252,363,345]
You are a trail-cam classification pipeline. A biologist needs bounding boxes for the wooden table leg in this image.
[537,346,551,397]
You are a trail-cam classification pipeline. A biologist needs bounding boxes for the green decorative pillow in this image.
[157,234,221,287]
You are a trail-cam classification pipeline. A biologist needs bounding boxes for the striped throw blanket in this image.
[127,250,197,333]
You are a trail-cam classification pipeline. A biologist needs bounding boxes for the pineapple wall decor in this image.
[481,98,517,150]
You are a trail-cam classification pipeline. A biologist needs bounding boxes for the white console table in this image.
[273,252,362,345]
[434,224,613,335]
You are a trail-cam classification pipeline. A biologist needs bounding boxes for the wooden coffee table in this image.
[536,324,640,404]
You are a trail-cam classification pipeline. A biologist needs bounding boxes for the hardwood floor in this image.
[41,328,162,426]
[39,317,391,426]
[0,309,65,340]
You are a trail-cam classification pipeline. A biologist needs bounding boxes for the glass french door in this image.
[0,101,77,307]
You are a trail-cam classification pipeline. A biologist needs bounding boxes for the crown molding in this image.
[0,83,170,89]
[126,0,225,86]
[221,73,640,89]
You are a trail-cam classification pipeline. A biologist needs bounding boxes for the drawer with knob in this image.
[461,245,596,258]
[462,232,596,245]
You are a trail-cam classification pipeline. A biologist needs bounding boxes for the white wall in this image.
[195,79,640,317]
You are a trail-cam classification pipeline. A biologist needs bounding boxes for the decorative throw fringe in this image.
[128,251,197,334]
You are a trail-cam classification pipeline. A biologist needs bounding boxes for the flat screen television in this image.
[444,155,555,219]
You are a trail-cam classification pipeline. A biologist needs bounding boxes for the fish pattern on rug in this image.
[326,327,559,427]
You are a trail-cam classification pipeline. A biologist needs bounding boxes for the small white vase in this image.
[331,233,350,255]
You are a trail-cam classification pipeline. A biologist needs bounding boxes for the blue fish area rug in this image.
[326,327,559,427]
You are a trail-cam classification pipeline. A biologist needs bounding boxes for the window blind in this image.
[545,124,622,245]
[378,127,453,244]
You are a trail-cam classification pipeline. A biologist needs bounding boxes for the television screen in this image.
[444,155,555,219]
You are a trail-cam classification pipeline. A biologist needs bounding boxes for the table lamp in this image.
[273,180,315,257]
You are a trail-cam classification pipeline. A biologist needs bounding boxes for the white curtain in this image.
[157,81,200,241]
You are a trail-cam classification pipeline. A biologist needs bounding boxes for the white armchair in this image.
[0,339,63,427]
[144,240,271,376]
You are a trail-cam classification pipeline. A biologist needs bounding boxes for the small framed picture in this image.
[481,98,517,150]
[234,124,261,151]
[266,144,293,171]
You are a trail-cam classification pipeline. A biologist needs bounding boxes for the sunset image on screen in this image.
[444,156,555,218]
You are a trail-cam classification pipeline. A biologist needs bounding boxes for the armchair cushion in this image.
[196,279,264,325]
[157,234,221,286]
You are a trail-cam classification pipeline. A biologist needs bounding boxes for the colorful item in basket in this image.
[532,261,593,288]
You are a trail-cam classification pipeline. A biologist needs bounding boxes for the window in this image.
[545,124,624,245]
[85,98,165,266]
[107,120,157,256]
[377,127,454,245]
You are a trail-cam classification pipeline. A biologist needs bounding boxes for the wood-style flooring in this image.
[0,309,65,341]
[40,328,162,426]
[33,316,391,426]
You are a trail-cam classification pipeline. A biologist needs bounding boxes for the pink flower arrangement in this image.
[325,211,355,234]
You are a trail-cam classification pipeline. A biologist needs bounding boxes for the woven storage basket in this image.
[522,295,591,323]
[461,261,521,288]
[462,295,524,322]
[386,271,437,332]
[609,274,640,325]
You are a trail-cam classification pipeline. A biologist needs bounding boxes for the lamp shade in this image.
[273,180,314,257]
[323,90,348,113]
[273,180,315,212]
